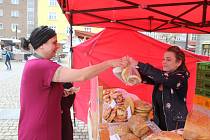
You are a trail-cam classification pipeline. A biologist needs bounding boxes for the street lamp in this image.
[12,25,21,39]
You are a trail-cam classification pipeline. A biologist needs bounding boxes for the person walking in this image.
[3,47,12,70]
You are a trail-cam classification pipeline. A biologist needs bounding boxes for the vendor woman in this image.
[127,46,190,131]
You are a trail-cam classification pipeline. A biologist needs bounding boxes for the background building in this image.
[37,0,103,44]
[27,0,38,38]
[143,32,210,56]
[0,0,27,39]
[37,0,69,43]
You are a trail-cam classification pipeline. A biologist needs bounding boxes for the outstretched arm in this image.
[52,58,128,83]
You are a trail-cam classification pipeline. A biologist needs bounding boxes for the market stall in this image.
[57,0,210,139]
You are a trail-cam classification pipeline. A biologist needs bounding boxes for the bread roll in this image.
[121,67,141,85]
[128,115,150,137]
[183,111,210,140]
[114,123,130,137]
[120,133,140,140]
[144,131,184,140]
[127,75,142,85]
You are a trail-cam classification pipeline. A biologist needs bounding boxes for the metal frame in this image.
[59,0,210,33]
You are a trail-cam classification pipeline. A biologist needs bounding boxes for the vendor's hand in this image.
[126,56,138,67]
[107,57,129,68]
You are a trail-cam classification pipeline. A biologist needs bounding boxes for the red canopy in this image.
[73,28,210,122]
[58,0,210,33]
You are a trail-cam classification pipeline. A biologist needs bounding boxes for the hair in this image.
[166,46,189,75]
[20,26,56,51]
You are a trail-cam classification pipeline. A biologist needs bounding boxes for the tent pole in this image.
[68,13,76,127]
[185,33,188,49]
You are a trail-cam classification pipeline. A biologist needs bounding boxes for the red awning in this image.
[58,0,210,33]
[72,28,210,122]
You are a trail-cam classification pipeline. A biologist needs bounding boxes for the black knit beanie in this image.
[29,26,56,50]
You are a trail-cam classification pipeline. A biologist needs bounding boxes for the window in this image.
[0,9,3,16]
[27,12,34,21]
[0,23,3,29]
[11,10,19,17]
[27,21,33,24]
[11,0,19,4]
[49,25,56,31]
[66,27,71,34]
[84,27,91,32]
[49,0,57,6]
[48,12,56,20]
[191,34,197,40]
[28,0,34,7]
[11,23,18,31]
[0,0,3,4]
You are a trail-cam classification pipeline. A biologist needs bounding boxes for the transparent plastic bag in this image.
[113,66,142,86]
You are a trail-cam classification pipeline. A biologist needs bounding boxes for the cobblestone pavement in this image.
[0,61,88,140]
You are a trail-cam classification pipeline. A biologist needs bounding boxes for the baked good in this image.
[103,107,112,120]
[103,94,111,103]
[134,100,152,112]
[120,133,140,140]
[121,67,130,83]
[113,105,127,122]
[124,97,135,114]
[121,67,141,85]
[115,94,124,104]
[114,123,130,136]
[183,111,210,140]
[144,131,184,140]
[106,108,117,123]
[127,75,142,85]
[128,115,150,137]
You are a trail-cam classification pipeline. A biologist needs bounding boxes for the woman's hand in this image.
[63,87,80,97]
[107,57,129,68]
[123,56,138,67]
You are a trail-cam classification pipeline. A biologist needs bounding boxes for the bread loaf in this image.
[183,111,210,140]
[120,133,140,140]
[144,131,184,140]
[127,115,150,137]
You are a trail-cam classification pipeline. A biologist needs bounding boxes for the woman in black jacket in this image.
[127,46,190,131]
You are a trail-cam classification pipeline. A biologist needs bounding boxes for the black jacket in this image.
[137,62,189,131]
[61,83,76,140]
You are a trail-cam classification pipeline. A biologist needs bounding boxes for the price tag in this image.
[109,100,117,108]
[127,106,132,119]
[110,134,121,140]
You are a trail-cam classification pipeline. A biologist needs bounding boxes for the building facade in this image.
[37,0,70,42]
[0,0,27,39]
[27,0,38,37]
[143,32,210,56]
[37,0,103,43]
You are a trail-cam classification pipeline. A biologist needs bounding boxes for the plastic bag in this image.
[113,66,142,86]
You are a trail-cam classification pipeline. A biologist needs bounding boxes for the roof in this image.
[75,30,95,39]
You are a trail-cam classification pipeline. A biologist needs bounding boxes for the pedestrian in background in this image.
[18,26,128,140]
[3,47,12,70]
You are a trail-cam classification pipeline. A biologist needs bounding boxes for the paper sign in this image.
[109,100,117,108]
[127,106,132,119]
[110,134,121,140]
